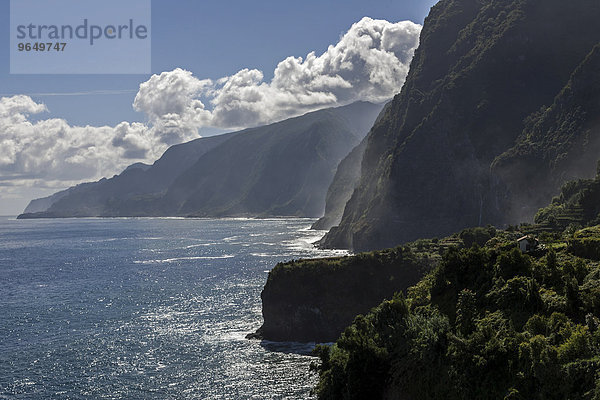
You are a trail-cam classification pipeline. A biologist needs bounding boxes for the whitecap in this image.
[250,253,275,257]
[133,255,235,264]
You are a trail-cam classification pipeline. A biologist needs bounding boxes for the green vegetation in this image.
[535,166,600,232]
[255,227,511,343]
[313,230,600,399]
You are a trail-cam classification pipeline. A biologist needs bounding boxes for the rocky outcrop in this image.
[249,247,432,343]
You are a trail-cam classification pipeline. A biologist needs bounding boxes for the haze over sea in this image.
[0,217,347,399]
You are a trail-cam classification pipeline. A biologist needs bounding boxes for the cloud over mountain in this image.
[0,95,160,186]
[133,69,213,145]
[0,17,422,207]
[137,17,422,128]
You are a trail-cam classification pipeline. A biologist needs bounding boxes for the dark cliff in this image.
[320,0,600,252]
[312,102,392,231]
[492,44,600,223]
[252,245,435,343]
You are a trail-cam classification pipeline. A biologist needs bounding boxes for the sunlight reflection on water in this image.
[0,217,347,399]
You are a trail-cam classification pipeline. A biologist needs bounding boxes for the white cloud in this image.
[134,17,422,129]
[133,68,213,145]
[211,17,421,126]
[0,96,164,185]
[0,17,421,212]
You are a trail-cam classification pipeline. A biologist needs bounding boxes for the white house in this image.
[517,235,538,252]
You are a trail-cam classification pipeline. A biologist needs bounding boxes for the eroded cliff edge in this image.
[249,235,472,342]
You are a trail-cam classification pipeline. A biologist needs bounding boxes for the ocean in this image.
[0,217,347,399]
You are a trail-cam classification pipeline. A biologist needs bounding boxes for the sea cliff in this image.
[250,235,469,342]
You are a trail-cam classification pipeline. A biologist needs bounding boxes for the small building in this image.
[517,235,538,252]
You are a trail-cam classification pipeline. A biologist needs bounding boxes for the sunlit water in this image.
[0,217,347,399]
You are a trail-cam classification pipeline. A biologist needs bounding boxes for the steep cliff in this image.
[492,44,600,223]
[23,187,73,214]
[312,102,392,231]
[250,244,435,343]
[321,0,600,252]
[251,225,504,343]
[163,102,382,217]
[19,102,382,219]
[310,139,368,230]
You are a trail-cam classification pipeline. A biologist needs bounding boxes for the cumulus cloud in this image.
[133,69,213,144]
[212,17,421,126]
[0,17,421,211]
[135,17,422,128]
[0,95,165,186]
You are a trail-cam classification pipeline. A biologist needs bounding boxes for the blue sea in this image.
[0,217,347,399]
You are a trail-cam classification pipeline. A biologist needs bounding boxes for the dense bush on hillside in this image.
[313,234,600,399]
[535,167,600,231]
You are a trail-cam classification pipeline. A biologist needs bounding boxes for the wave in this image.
[183,243,219,249]
[250,253,277,257]
[134,255,235,264]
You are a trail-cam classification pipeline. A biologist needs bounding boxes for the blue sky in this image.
[0,0,438,215]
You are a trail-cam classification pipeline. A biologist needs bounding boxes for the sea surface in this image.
[0,217,347,399]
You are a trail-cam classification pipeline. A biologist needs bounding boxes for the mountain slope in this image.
[163,102,383,217]
[19,102,382,219]
[18,133,235,218]
[321,0,600,251]
[312,101,393,231]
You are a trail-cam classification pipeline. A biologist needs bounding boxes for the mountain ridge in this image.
[18,102,383,219]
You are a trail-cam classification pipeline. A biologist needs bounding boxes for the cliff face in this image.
[19,102,382,219]
[163,102,382,217]
[310,138,368,230]
[252,246,433,343]
[321,0,600,252]
[312,102,392,231]
[492,44,600,223]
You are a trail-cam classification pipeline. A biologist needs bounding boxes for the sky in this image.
[0,0,438,215]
